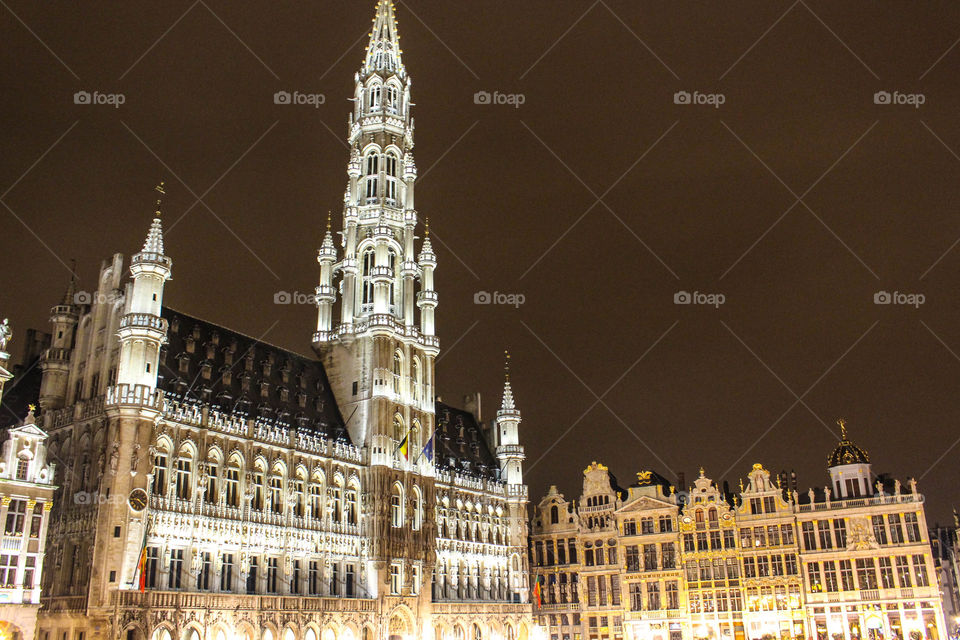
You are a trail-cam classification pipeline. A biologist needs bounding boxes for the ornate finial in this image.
[739,478,744,492]
[326,210,332,231]
[154,181,166,217]
[699,466,705,477]
[837,417,847,440]
[504,350,510,382]
[424,215,430,238]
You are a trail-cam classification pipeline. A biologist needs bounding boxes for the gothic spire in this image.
[141,182,166,255]
[363,0,405,77]
[500,350,516,412]
[60,259,78,306]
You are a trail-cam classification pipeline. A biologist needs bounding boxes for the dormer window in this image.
[16,457,29,480]
[177,354,190,374]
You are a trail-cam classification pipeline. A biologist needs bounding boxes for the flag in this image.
[396,432,409,460]
[132,525,148,592]
[418,431,435,463]
[533,574,543,609]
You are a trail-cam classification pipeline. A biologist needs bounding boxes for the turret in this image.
[113,183,171,393]
[827,418,873,498]
[39,270,80,410]
[416,220,437,337]
[0,318,13,406]
[496,351,524,486]
[315,213,337,337]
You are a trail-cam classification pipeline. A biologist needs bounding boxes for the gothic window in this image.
[152,446,168,495]
[331,481,343,522]
[412,486,423,530]
[293,474,305,517]
[393,413,405,442]
[385,152,399,205]
[364,154,379,203]
[368,85,381,111]
[361,249,376,313]
[269,472,283,514]
[252,465,265,511]
[385,84,399,114]
[225,463,240,507]
[346,486,358,524]
[391,483,405,528]
[393,351,402,396]
[310,478,323,518]
[175,456,192,500]
[388,249,398,312]
[205,459,219,504]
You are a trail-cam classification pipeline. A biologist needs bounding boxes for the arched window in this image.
[330,480,343,522]
[205,456,219,505]
[412,486,423,530]
[364,154,379,203]
[252,463,265,511]
[551,505,559,524]
[391,483,404,528]
[225,456,241,507]
[175,447,193,500]
[310,478,323,518]
[472,624,483,640]
[393,413,405,442]
[384,152,399,205]
[269,468,283,514]
[151,443,169,496]
[346,486,358,525]
[360,249,375,313]
[385,84,399,114]
[393,351,402,396]
[368,84,381,111]
[387,249,398,313]
[293,471,305,517]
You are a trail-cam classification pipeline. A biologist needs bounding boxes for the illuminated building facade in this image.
[29,2,531,640]
[0,329,57,640]
[531,426,946,640]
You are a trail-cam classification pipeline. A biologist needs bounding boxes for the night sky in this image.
[2,1,960,523]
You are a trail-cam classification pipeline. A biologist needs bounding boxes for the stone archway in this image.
[388,608,413,640]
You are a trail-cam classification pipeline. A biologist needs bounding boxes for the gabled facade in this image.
[530,424,947,640]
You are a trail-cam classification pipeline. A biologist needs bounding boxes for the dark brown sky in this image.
[2,1,960,523]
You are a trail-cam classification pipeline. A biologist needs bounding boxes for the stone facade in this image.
[29,3,531,640]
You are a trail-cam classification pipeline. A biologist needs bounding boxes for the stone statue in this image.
[894,479,902,496]
[109,442,120,475]
[130,443,141,476]
[0,318,11,352]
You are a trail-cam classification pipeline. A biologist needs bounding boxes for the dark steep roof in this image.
[434,402,499,480]
[828,439,869,467]
[158,307,348,442]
